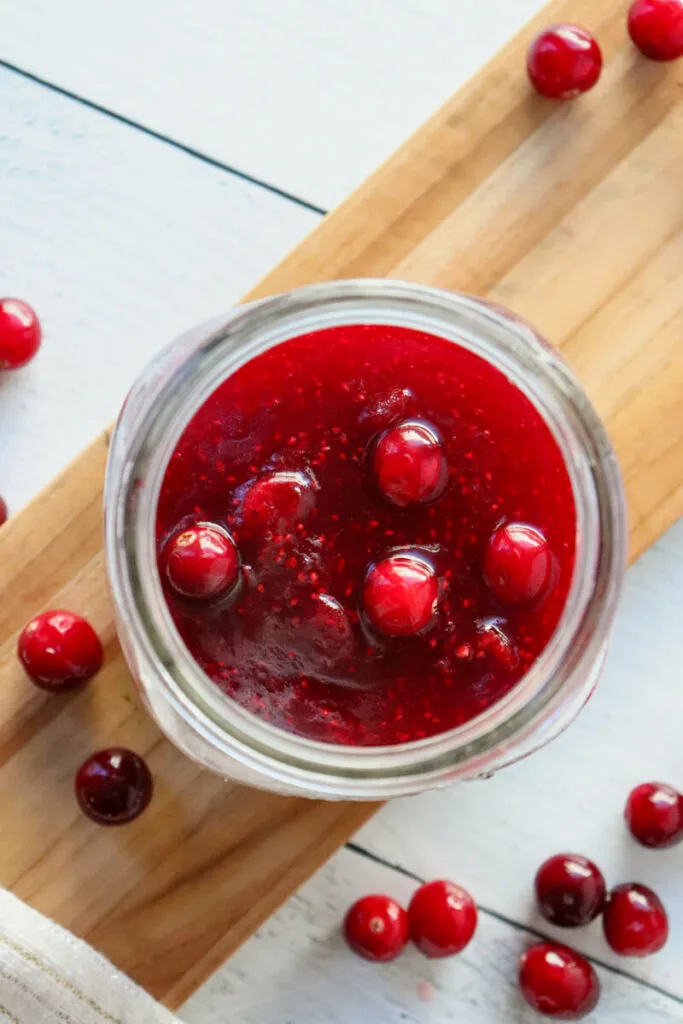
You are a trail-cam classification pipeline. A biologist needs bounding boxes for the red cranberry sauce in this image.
[156,324,576,746]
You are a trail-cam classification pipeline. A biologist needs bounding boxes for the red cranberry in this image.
[343,894,409,962]
[373,419,447,507]
[535,854,606,927]
[484,522,553,605]
[358,386,415,432]
[75,748,153,826]
[301,592,355,669]
[519,942,600,1019]
[165,524,240,600]
[18,610,103,692]
[475,617,519,670]
[408,880,477,958]
[0,496,7,527]
[241,471,317,536]
[628,0,683,59]
[625,782,683,848]
[527,24,603,100]
[603,883,668,956]
[364,554,438,636]
[0,298,42,370]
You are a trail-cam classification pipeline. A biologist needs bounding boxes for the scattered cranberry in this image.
[484,522,553,605]
[75,748,153,826]
[0,298,42,370]
[535,854,606,928]
[241,471,317,536]
[527,24,603,100]
[625,782,683,848]
[343,894,409,962]
[165,523,240,600]
[364,554,439,636]
[408,880,477,958]
[0,496,7,527]
[519,942,600,1020]
[628,0,683,60]
[373,419,447,507]
[603,883,668,957]
[18,610,103,692]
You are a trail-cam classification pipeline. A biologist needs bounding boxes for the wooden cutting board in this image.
[1,0,682,1007]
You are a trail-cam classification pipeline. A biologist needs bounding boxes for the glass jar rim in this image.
[106,279,627,795]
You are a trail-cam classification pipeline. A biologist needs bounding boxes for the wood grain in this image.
[1,0,683,1006]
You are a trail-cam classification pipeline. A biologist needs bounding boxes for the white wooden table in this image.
[2,2,683,1020]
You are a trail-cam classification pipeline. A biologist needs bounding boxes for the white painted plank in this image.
[356,517,683,997]
[0,68,319,512]
[0,0,544,209]
[180,846,683,1024]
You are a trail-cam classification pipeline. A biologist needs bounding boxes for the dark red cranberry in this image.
[408,880,477,958]
[527,24,603,100]
[0,298,42,369]
[535,854,606,927]
[18,610,103,692]
[603,883,668,956]
[241,471,317,536]
[484,522,553,605]
[165,524,240,600]
[628,0,683,59]
[0,496,7,527]
[343,894,409,962]
[75,748,153,826]
[519,942,600,1019]
[625,782,683,848]
[373,419,447,507]
[364,554,438,636]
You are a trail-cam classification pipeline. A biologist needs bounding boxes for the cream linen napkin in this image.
[0,890,179,1023]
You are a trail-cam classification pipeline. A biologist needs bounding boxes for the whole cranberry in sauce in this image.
[373,419,447,507]
[484,522,553,605]
[164,523,240,600]
[363,554,439,637]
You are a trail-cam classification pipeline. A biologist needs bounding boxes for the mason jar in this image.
[104,280,627,799]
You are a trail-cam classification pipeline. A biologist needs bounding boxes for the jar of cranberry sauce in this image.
[105,280,626,799]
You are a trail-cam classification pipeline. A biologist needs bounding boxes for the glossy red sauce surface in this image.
[156,324,576,746]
